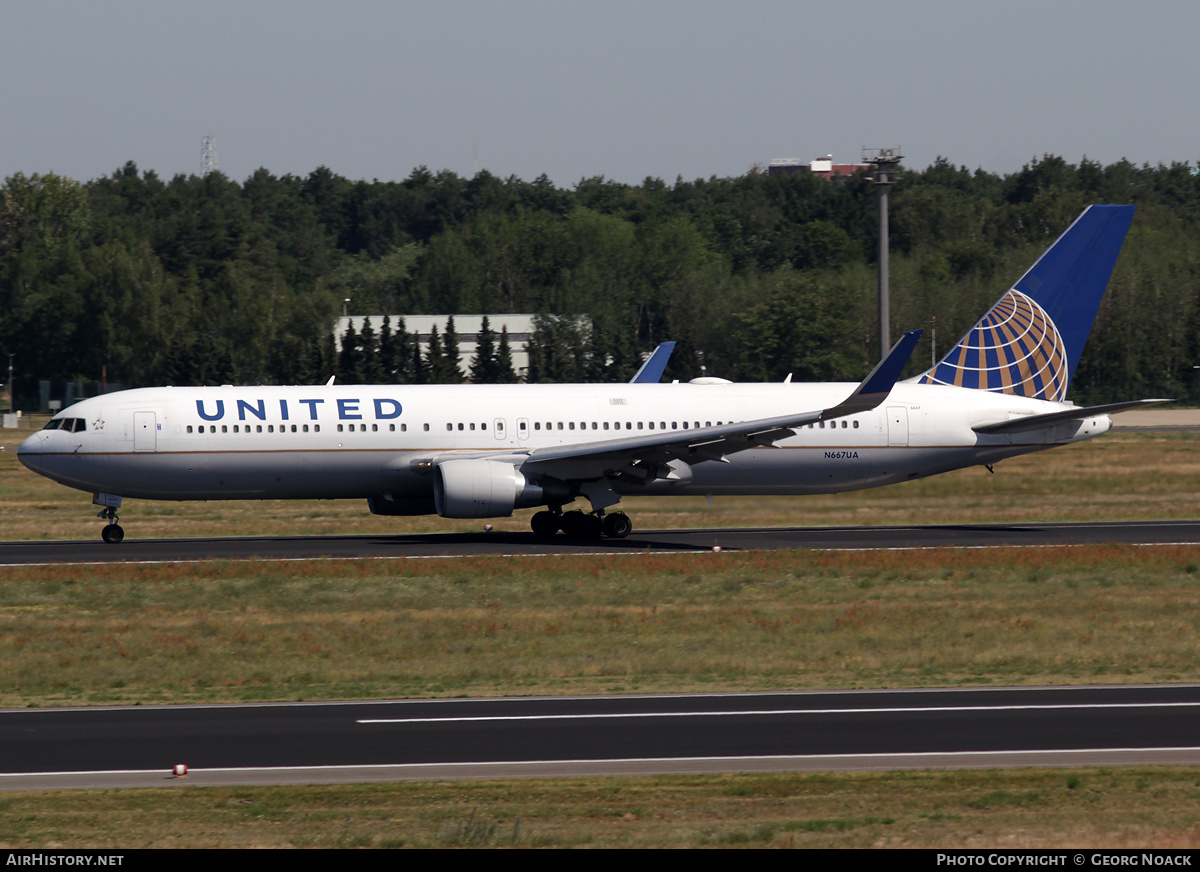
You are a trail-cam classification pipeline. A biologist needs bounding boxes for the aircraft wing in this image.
[521,330,922,481]
[629,341,677,383]
[972,398,1172,435]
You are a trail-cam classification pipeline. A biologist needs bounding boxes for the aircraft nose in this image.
[17,432,45,472]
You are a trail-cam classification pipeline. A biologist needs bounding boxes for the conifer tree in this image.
[496,325,518,383]
[443,315,462,383]
[469,315,497,382]
[338,322,360,383]
[425,323,446,384]
[358,317,382,383]
[378,315,396,383]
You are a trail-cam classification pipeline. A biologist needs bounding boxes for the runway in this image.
[5,685,1200,790]
[3,519,1200,564]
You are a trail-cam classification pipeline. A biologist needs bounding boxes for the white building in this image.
[335,314,536,378]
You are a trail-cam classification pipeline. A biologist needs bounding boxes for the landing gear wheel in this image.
[531,510,560,538]
[602,512,632,539]
[561,510,603,541]
[101,524,124,544]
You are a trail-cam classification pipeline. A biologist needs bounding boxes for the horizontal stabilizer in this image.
[630,342,677,384]
[973,399,1172,434]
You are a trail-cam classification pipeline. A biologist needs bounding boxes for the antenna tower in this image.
[201,135,219,176]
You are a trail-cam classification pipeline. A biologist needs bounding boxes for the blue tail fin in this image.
[915,205,1135,401]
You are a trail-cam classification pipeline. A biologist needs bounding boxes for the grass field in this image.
[6,768,1200,849]
[3,423,1200,847]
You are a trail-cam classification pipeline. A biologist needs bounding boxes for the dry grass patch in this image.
[3,545,1200,706]
[4,768,1200,848]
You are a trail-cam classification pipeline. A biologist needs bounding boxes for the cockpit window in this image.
[42,418,86,432]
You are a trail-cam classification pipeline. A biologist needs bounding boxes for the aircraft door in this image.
[494,418,507,441]
[517,417,530,441]
[887,406,909,447]
[133,411,157,452]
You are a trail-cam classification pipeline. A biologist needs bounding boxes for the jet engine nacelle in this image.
[433,459,560,519]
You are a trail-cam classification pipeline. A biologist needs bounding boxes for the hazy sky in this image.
[2,0,1196,187]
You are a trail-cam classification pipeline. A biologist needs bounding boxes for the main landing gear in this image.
[530,508,632,541]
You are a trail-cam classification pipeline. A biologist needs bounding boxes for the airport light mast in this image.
[863,146,903,360]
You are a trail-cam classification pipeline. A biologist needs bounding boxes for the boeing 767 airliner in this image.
[18,205,1161,543]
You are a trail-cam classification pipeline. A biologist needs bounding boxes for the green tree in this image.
[469,315,497,383]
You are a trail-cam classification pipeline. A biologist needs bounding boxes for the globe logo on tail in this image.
[917,289,1069,402]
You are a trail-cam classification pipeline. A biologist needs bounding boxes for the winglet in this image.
[630,341,677,384]
[824,329,923,419]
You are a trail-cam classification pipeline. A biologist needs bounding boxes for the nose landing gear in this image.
[93,493,124,544]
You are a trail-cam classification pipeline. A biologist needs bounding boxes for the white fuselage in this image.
[18,381,1112,511]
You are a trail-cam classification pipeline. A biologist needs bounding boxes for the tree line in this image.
[1,154,1197,405]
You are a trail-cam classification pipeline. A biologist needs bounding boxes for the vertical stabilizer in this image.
[915,205,1135,400]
